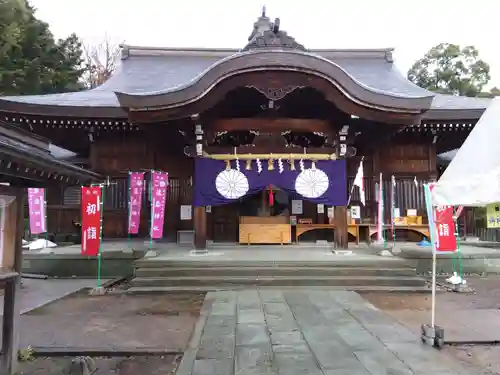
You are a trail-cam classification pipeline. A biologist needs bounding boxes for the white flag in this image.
[353,160,365,206]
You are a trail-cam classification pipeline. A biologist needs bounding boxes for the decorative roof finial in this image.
[262,5,266,17]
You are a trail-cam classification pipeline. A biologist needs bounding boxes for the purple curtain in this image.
[193,158,347,207]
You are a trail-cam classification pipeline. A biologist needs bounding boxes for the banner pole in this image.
[97,184,105,288]
[149,170,154,251]
[423,184,438,330]
[127,171,132,249]
[43,188,48,247]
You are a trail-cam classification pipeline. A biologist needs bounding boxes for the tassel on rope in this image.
[225,160,231,170]
[268,185,274,206]
[245,159,252,170]
[256,159,262,174]
[311,161,316,170]
[234,148,240,171]
[278,158,284,173]
[289,158,296,171]
[268,159,275,171]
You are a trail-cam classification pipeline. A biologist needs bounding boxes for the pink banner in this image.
[150,171,168,239]
[28,188,46,234]
[128,172,145,234]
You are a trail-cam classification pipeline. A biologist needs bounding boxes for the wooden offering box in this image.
[239,216,291,244]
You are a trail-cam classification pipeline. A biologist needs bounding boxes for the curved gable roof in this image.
[0,45,491,120]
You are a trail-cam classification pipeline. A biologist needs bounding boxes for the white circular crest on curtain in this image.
[295,168,329,199]
[215,169,250,199]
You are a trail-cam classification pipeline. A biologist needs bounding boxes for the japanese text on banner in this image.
[434,205,457,253]
[81,186,102,256]
[128,172,145,234]
[150,171,168,239]
[27,188,46,235]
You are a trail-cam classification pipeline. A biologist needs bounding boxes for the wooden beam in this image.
[194,206,207,251]
[206,153,336,161]
[334,206,348,249]
[211,118,334,133]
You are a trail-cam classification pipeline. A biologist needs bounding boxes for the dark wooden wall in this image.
[45,134,194,239]
[43,129,438,239]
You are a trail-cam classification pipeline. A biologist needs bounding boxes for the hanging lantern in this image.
[268,185,274,206]
[245,159,252,170]
[268,159,275,171]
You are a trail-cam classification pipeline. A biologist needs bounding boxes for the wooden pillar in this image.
[335,206,348,249]
[2,191,24,375]
[192,114,207,251]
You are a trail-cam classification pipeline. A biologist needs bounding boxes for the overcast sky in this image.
[30,0,499,89]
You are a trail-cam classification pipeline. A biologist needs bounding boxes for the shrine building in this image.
[0,10,491,250]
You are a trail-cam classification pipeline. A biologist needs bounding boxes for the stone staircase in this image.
[128,257,429,293]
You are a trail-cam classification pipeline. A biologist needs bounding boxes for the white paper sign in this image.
[292,200,303,215]
[327,207,334,219]
[350,206,361,219]
[206,205,212,213]
[317,204,324,214]
[407,208,417,216]
[180,205,192,220]
[394,208,400,218]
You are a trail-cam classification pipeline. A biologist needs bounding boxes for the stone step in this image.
[124,285,433,294]
[134,259,413,269]
[134,266,416,278]
[130,275,426,288]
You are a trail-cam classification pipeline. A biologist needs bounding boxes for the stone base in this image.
[421,324,445,349]
[89,286,106,296]
[190,249,209,255]
[378,249,394,257]
[144,250,158,258]
[331,250,353,256]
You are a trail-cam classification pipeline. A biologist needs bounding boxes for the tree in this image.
[82,36,121,89]
[0,0,86,96]
[477,87,500,98]
[407,43,491,97]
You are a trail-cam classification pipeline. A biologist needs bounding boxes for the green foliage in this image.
[0,0,86,96]
[18,345,34,361]
[407,43,491,97]
[477,86,500,98]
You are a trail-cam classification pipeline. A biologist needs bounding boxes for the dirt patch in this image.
[360,277,500,375]
[361,277,500,311]
[11,292,205,350]
[443,345,500,375]
[17,355,181,375]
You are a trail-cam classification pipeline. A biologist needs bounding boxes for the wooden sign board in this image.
[0,194,19,270]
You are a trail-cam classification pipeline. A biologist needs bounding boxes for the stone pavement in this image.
[177,290,473,375]
[0,278,106,315]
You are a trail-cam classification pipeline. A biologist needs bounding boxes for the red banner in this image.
[81,186,102,256]
[128,172,145,234]
[434,205,457,253]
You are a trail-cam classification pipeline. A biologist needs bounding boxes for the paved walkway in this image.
[177,290,472,375]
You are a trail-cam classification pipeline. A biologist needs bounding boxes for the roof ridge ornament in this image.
[243,8,306,52]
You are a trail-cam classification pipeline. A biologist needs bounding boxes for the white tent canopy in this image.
[432,97,500,207]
